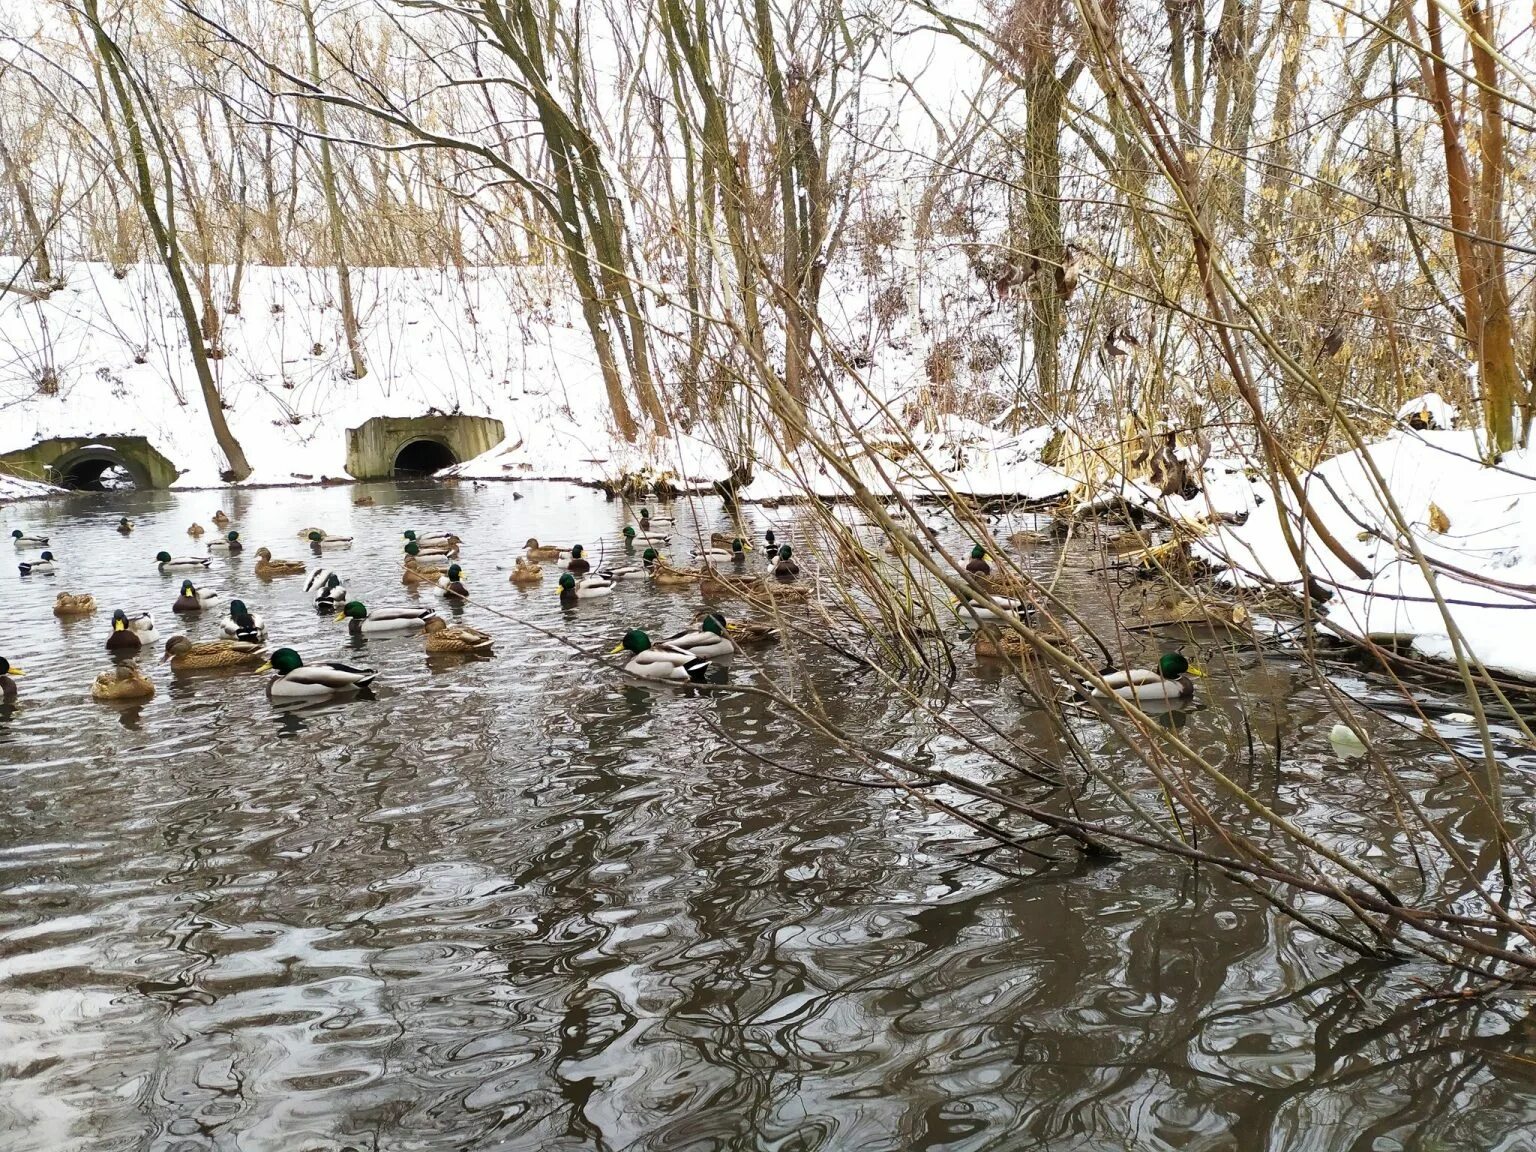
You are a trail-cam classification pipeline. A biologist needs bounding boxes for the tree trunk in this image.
[301,0,367,379]
[84,0,252,480]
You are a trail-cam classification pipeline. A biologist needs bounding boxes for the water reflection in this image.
[0,480,1532,1149]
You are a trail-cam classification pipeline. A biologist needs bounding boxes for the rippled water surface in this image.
[2,482,1535,1151]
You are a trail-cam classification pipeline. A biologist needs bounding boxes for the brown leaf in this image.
[1428,502,1450,534]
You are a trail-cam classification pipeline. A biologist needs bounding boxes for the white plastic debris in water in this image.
[1440,712,1476,724]
[1329,723,1368,757]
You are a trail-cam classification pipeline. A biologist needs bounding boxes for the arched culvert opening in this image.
[54,449,143,491]
[393,439,458,477]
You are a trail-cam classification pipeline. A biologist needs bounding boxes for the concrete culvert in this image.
[61,456,137,491]
[392,439,459,477]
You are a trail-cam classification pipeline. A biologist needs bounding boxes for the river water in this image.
[1,481,1534,1151]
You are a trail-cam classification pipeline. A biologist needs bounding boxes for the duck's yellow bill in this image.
[334,611,346,621]
[609,643,624,653]
[6,667,23,677]
[1188,666,1207,677]
[254,662,272,673]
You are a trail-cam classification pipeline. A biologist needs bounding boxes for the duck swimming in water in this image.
[437,564,470,600]
[558,572,613,601]
[423,616,494,654]
[254,547,306,577]
[612,628,708,682]
[208,530,243,555]
[116,517,134,535]
[173,580,221,613]
[106,609,155,651]
[509,558,543,584]
[156,551,211,572]
[11,530,47,548]
[221,599,266,641]
[91,662,154,701]
[0,656,24,701]
[258,647,376,700]
[53,592,97,616]
[18,551,57,575]
[339,600,435,636]
[162,635,266,670]
[1090,652,1205,704]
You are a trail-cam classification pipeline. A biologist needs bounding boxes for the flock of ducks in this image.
[3,505,1204,707]
[2,506,800,704]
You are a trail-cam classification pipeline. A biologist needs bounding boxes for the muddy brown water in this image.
[2,482,1534,1151]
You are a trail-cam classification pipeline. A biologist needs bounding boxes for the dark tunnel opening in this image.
[392,439,459,477]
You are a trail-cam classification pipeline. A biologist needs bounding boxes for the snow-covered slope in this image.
[1197,423,1536,679]
[0,258,1069,501]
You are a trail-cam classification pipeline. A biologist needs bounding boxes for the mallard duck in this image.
[509,558,543,584]
[974,626,1031,660]
[621,525,672,548]
[763,529,778,553]
[558,572,614,600]
[211,510,230,527]
[423,616,494,654]
[772,545,800,580]
[1091,652,1204,703]
[525,538,567,561]
[709,531,756,550]
[187,523,205,538]
[156,551,211,572]
[566,544,592,575]
[694,539,750,567]
[700,571,766,597]
[161,635,266,670]
[116,517,134,534]
[637,507,675,528]
[638,531,673,548]
[612,628,708,682]
[404,536,459,559]
[172,580,221,613]
[339,600,435,636]
[0,656,23,701]
[91,662,154,702]
[53,592,97,616]
[308,531,353,550]
[258,647,376,699]
[11,530,47,548]
[354,494,375,507]
[106,609,155,650]
[704,611,779,645]
[403,547,447,584]
[597,560,644,580]
[955,592,1030,624]
[296,527,327,539]
[403,529,461,551]
[1009,529,1051,548]
[437,564,470,600]
[313,573,348,611]
[306,566,339,594]
[254,547,306,577]
[221,599,267,641]
[661,613,737,659]
[19,550,58,575]
[965,545,991,576]
[972,572,1030,598]
[208,530,243,554]
[648,561,703,587]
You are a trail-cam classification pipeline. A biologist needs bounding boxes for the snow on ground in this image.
[0,259,1069,502]
[1195,415,1536,679]
[0,473,60,503]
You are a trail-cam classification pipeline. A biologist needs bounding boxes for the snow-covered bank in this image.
[1196,421,1536,680]
[0,264,1081,503]
[0,474,61,503]
[0,259,1084,503]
